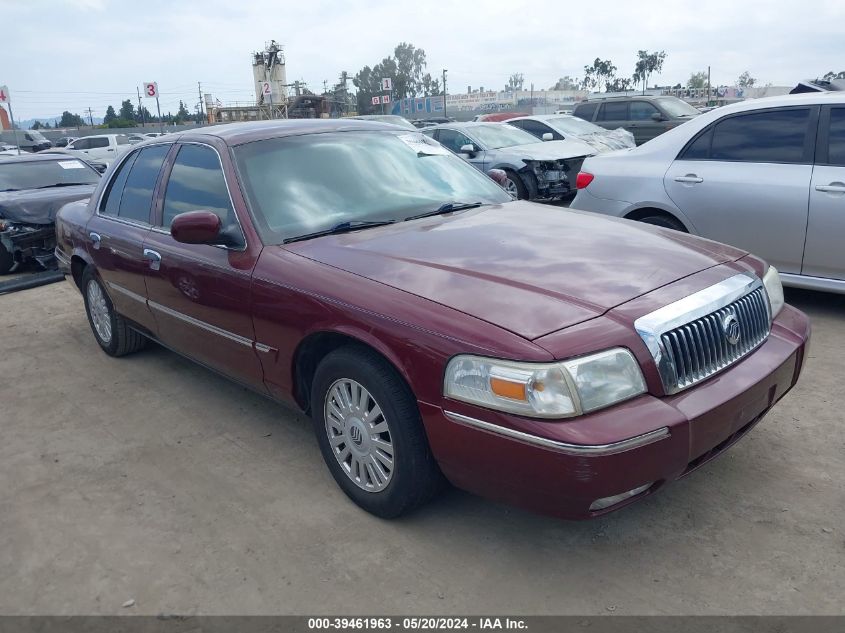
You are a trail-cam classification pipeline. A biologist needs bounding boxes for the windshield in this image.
[0,158,100,191]
[28,131,47,141]
[544,116,604,136]
[656,98,701,117]
[233,130,511,244]
[468,124,539,149]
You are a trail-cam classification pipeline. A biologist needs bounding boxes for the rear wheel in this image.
[82,268,147,357]
[503,170,528,199]
[635,213,687,232]
[311,346,443,518]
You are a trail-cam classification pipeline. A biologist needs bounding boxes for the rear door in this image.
[85,143,171,331]
[141,141,266,391]
[663,106,816,274]
[594,101,629,135]
[802,105,845,280]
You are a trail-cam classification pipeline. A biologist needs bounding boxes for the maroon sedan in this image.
[55,120,810,520]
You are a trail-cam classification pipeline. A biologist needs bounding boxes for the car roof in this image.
[0,152,83,165]
[179,119,405,146]
[700,90,845,115]
[508,114,580,122]
[427,121,503,130]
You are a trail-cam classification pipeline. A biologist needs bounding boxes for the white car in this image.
[63,134,133,165]
[571,92,845,294]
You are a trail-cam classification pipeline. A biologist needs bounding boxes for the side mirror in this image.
[460,143,477,155]
[651,112,665,122]
[170,210,222,245]
[541,132,554,141]
[487,168,508,187]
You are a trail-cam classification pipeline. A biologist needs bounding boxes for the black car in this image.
[572,95,700,145]
[0,154,100,273]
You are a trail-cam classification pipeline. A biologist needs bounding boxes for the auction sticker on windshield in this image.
[397,133,450,156]
[58,160,86,169]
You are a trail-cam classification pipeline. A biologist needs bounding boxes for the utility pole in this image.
[707,66,711,106]
[442,69,447,118]
[85,107,94,127]
[197,82,205,125]
[136,87,145,128]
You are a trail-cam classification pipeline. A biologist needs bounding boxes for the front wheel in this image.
[502,170,529,199]
[311,346,443,518]
[81,268,147,357]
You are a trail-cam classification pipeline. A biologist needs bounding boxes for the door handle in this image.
[89,232,102,250]
[143,248,162,271]
[107,148,114,152]
[674,175,703,184]
[815,183,845,194]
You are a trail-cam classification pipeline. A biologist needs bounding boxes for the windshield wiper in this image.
[404,201,483,222]
[36,182,93,189]
[283,219,396,244]
[1,188,19,192]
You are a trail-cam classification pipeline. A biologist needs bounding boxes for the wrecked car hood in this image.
[574,128,636,153]
[0,185,96,225]
[284,201,746,340]
[509,139,594,161]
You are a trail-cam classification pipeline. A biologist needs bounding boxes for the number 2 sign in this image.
[144,82,159,98]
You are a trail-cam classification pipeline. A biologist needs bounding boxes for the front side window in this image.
[826,107,845,167]
[630,102,660,121]
[598,102,628,121]
[233,131,511,244]
[710,108,810,163]
[116,144,170,223]
[88,137,110,149]
[437,129,474,153]
[511,120,554,139]
[162,144,234,228]
[69,138,89,150]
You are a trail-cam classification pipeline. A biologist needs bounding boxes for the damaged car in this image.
[423,122,592,199]
[0,153,100,273]
[507,114,636,153]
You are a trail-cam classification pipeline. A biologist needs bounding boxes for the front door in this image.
[803,105,845,280]
[628,101,665,145]
[85,144,171,331]
[141,142,265,391]
[664,106,816,275]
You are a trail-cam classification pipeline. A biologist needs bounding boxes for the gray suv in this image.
[573,96,700,145]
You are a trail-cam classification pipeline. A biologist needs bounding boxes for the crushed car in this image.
[0,153,100,273]
[423,122,594,200]
[507,114,636,153]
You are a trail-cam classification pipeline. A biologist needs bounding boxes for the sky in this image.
[1,0,843,121]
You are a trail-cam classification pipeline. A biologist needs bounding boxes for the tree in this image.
[420,72,442,97]
[822,71,845,81]
[59,111,85,128]
[737,71,756,88]
[584,58,617,92]
[177,100,190,121]
[393,42,427,99]
[506,73,524,92]
[119,99,135,121]
[104,105,117,124]
[353,43,435,114]
[606,77,633,92]
[687,71,708,90]
[550,76,578,91]
[31,120,45,129]
[632,50,668,93]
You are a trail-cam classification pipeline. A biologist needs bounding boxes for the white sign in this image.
[261,81,273,97]
[371,96,380,105]
[0,86,9,103]
[381,78,392,91]
[58,160,86,170]
[144,82,159,98]
[381,95,391,104]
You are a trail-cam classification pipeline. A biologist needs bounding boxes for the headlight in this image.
[763,265,784,318]
[444,348,646,419]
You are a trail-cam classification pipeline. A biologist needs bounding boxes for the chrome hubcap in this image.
[86,279,112,344]
[324,378,394,493]
[504,178,519,197]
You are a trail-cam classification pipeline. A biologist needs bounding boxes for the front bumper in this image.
[420,305,810,519]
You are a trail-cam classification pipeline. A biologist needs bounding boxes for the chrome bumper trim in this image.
[444,411,670,456]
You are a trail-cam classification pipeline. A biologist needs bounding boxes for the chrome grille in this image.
[660,287,770,391]
[634,274,772,395]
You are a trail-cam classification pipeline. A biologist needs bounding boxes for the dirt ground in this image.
[1,280,843,615]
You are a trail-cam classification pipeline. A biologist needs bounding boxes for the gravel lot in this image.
[1,280,843,615]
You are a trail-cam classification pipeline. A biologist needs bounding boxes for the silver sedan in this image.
[571,92,845,294]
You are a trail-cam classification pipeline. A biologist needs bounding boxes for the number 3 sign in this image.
[144,82,159,98]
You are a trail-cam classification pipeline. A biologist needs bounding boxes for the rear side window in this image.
[710,108,810,163]
[88,137,110,149]
[116,145,170,223]
[680,128,713,160]
[100,153,138,216]
[574,102,598,121]
[598,102,628,121]
[116,135,130,145]
[826,107,845,166]
[161,144,234,228]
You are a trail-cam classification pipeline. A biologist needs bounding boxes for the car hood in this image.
[0,185,97,225]
[503,139,594,161]
[573,128,636,152]
[284,202,747,340]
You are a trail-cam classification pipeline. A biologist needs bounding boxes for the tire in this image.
[503,169,529,200]
[0,243,15,275]
[81,267,147,357]
[311,345,443,518]
[636,214,687,232]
